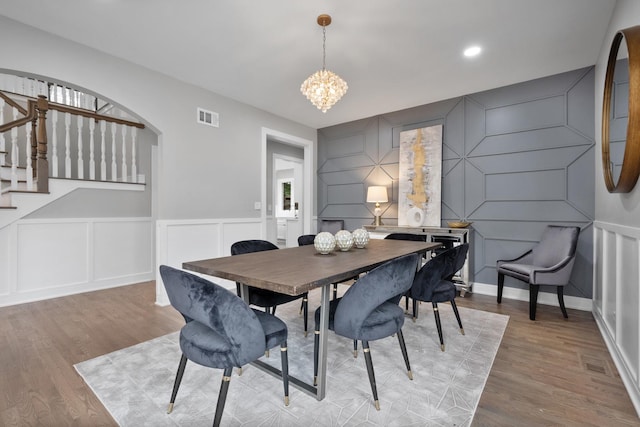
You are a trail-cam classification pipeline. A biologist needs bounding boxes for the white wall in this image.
[593,0,640,416]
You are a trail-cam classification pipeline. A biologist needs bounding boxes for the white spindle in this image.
[64,112,71,178]
[77,115,84,179]
[39,80,47,96]
[10,108,18,189]
[28,79,36,98]
[0,98,5,166]
[121,125,128,182]
[131,127,137,183]
[25,123,33,190]
[111,123,117,181]
[51,110,58,177]
[89,119,96,180]
[100,121,106,180]
[52,83,59,103]
[64,87,70,106]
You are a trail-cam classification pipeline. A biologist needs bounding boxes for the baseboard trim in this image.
[471,282,592,312]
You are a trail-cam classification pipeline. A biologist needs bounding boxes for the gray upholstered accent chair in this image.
[312,253,419,411]
[410,244,468,351]
[319,219,344,234]
[231,240,308,336]
[497,225,580,321]
[159,265,289,427]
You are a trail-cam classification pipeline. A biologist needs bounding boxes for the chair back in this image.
[384,233,426,242]
[319,219,344,234]
[531,226,580,268]
[231,239,279,255]
[445,243,469,281]
[297,234,316,246]
[334,253,419,338]
[410,248,454,301]
[159,265,266,366]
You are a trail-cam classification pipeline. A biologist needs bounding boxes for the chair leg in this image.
[313,327,319,386]
[450,300,464,335]
[396,329,413,380]
[299,299,304,315]
[362,341,380,411]
[353,340,358,358]
[333,283,338,300]
[280,341,290,406]
[412,298,418,322]
[167,354,188,414]
[497,273,504,303]
[557,286,569,319]
[529,284,540,321]
[303,293,309,337]
[213,367,233,427]
[432,302,445,351]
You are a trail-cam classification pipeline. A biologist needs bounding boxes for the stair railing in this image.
[0,90,145,196]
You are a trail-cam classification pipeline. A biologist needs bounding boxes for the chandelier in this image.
[300,14,348,113]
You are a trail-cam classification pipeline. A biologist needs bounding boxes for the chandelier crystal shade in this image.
[300,14,348,113]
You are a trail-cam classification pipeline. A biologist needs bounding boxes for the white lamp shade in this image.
[366,186,388,203]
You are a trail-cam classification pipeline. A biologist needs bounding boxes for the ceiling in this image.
[0,0,617,129]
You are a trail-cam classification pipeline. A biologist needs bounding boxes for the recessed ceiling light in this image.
[463,46,482,57]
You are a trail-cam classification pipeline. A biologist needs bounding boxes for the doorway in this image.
[261,128,313,245]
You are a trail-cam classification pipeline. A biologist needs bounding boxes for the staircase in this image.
[0,73,146,228]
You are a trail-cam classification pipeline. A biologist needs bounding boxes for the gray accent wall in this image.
[318,67,595,298]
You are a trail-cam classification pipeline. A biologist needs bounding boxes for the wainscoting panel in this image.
[593,221,640,413]
[0,217,153,307]
[155,218,262,306]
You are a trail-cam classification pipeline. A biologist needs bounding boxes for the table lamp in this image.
[366,186,388,226]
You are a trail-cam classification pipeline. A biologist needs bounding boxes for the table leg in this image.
[315,284,330,400]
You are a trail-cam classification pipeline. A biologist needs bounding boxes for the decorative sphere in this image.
[314,232,336,254]
[335,230,354,251]
[352,228,370,248]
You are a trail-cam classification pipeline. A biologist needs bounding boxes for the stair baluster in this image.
[131,127,137,184]
[121,125,127,182]
[51,110,58,178]
[25,121,33,190]
[77,115,84,179]
[10,108,18,189]
[64,112,71,179]
[100,120,106,181]
[110,123,117,181]
[0,98,5,166]
[89,119,95,180]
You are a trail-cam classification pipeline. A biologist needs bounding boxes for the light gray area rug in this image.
[75,291,508,426]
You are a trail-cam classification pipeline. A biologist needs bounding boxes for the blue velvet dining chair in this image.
[231,239,309,337]
[312,253,420,410]
[410,244,468,351]
[384,233,427,310]
[159,265,289,427]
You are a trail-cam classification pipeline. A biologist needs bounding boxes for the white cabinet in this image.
[364,225,472,295]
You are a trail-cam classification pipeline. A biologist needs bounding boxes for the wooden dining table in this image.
[183,238,440,401]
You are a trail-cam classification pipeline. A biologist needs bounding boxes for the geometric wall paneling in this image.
[469,67,591,109]
[567,147,596,217]
[485,169,566,201]
[471,200,592,222]
[468,145,591,174]
[444,98,465,156]
[317,66,596,297]
[319,167,375,186]
[464,97,487,155]
[566,68,595,137]
[442,158,464,218]
[468,127,592,157]
[464,161,486,216]
[484,95,565,135]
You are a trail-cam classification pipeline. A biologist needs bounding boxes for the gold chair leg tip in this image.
[408,371,413,380]
[304,331,308,338]
[265,350,270,358]
[374,400,380,411]
[353,350,358,358]
[441,344,445,351]
[167,403,174,414]
[237,367,243,376]
[412,317,416,323]
[284,396,290,406]
[313,376,317,386]
[460,328,465,335]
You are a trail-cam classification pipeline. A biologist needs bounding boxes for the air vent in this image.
[197,107,219,127]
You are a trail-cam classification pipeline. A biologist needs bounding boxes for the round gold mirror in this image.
[602,25,640,193]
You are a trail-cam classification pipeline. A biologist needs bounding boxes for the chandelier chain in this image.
[322,25,327,71]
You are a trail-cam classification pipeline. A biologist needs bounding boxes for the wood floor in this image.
[0,282,638,426]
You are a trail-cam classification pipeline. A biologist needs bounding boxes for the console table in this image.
[364,225,473,296]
